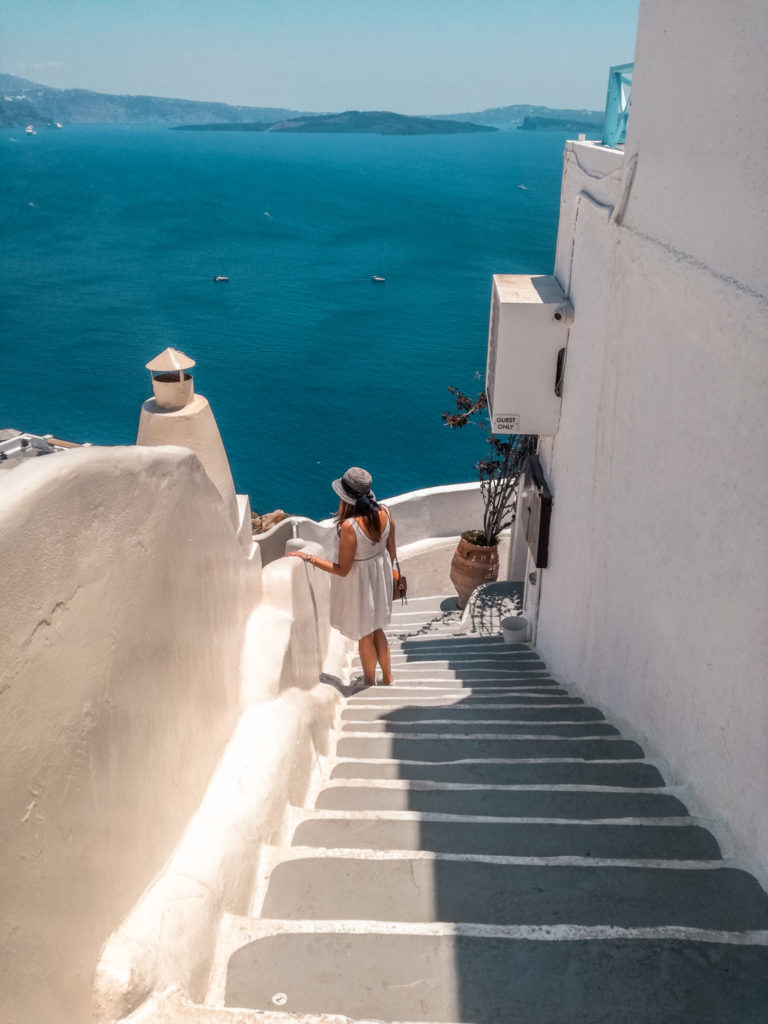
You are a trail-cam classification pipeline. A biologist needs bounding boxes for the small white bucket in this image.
[501,616,529,644]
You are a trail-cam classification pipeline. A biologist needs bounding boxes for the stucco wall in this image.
[536,0,768,876]
[0,445,260,1024]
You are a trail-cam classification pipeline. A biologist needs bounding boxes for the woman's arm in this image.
[385,507,397,562]
[285,519,357,576]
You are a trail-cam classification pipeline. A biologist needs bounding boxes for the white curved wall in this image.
[0,445,260,1024]
[537,0,768,876]
[376,481,485,546]
[255,482,487,567]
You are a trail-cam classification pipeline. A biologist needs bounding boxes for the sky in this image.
[1,0,639,115]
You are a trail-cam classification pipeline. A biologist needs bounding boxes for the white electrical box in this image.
[485,274,572,435]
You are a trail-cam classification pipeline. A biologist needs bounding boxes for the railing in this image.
[603,62,633,148]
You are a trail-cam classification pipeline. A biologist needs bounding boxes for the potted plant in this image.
[442,388,537,608]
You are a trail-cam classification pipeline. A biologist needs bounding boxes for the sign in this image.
[491,413,520,434]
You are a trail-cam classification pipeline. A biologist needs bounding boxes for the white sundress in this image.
[329,512,393,641]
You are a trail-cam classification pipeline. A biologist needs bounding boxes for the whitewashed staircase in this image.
[170,596,768,1023]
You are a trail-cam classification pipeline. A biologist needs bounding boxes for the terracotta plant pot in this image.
[450,535,499,610]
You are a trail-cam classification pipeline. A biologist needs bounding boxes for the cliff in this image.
[0,74,299,127]
[1,74,597,133]
[435,104,603,131]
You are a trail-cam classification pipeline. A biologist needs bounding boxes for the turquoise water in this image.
[1,125,565,518]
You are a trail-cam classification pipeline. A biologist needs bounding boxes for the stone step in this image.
[342,704,604,722]
[292,816,721,859]
[384,677,556,688]
[336,735,645,761]
[389,605,458,620]
[380,653,542,666]
[330,759,666,787]
[347,692,579,706]
[385,649,536,658]
[260,856,768,931]
[341,721,618,737]
[362,663,548,673]
[126,986,363,1024]
[385,651,542,665]
[384,655,544,668]
[387,638,534,654]
[385,625,465,640]
[380,661,549,674]
[314,785,688,818]
[224,929,768,1022]
[350,686,566,701]
[348,677,563,690]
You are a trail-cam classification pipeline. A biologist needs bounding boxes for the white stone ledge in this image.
[92,686,341,1022]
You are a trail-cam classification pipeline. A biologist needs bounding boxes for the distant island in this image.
[519,114,603,132]
[0,74,300,127]
[0,73,603,134]
[433,104,603,132]
[172,111,496,136]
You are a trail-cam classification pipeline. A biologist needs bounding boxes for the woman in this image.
[286,466,396,686]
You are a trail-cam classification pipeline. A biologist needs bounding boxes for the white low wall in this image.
[376,481,485,546]
[253,481,528,603]
[254,481,487,567]
[92,685,339,1021]
[93,544,345,1021]
[0,445,261,1024]
[0,444,350,1024]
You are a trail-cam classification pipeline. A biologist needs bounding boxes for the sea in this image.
[1,124,567,520]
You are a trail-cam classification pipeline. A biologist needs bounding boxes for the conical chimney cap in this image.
[146,347,196,372]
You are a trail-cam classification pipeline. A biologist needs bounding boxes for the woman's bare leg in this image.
[358,633,378,685]
[373,628,393,685]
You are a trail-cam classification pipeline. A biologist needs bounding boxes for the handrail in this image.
[603,62,633,148]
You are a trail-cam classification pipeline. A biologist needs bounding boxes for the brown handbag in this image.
[393,557,408,603]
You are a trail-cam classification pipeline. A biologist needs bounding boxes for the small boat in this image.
[371,274,386,283]
[213,275,229,282]
[517,184,527,190]
[25,124,36,135]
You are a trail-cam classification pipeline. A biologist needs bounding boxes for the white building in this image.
[526,0,767,881]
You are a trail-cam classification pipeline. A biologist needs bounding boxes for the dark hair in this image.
[335,495,383,541]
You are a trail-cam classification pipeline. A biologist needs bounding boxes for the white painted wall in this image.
[380,481,486,546]
[0,445,260,1024]
[535,0,768,876]
[254,481,488,567]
